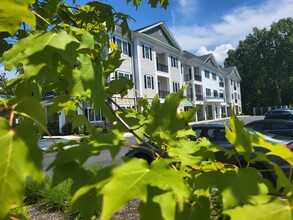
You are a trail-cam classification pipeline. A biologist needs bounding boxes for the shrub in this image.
[61,122,79,135]
[39,176,72,212]
[47,120,60,135]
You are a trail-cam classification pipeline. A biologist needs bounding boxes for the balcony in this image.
[185,74,192,81]
[196,95,203,101]
[159,90,170,98]
[219,82,224,87]
[157,63,168,73]
[194,75,202,82]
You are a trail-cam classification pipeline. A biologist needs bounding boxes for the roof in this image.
[133,21,183,52]
[221,66,241,80]
[197,54,213,63]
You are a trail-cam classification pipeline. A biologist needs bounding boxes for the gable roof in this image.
[222,66,241,80]
[134,21,182,51]
[197,53,220,70]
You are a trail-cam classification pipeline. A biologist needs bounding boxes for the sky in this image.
[1,0,293,79]
[97,0,293,64]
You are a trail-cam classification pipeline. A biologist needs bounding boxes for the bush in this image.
[61,122,79,135]
[40,176,72,212]
[47,120,60,135]
[24,166,104,218]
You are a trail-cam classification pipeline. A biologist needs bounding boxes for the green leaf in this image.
[226,112,253,153]
[0,118,44,218]
[167,139,214,168]
[224,196,292,220]
[0,0,36,36]
[13,97,46,130]
[145,88,195,146]
[71,165,115,219]
[3,31,79,80]
[106,77,134,98]
[192,168,274,210]
[99,159,190,220]
[139,187,176,220]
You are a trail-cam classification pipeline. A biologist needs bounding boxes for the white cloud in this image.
[196,44,235,65]
[173,0,199,19]
[170,0,293,64]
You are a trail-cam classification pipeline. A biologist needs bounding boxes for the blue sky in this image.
[2,0,293,79]
[97,0,293,63]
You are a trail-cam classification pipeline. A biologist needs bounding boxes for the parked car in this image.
[246,119,293,138]
[125,123,293,183]
[264,108,293,120]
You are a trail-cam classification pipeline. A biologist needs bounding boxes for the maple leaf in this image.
[0,0,36,36]
[91,159,190,220]
[0,118,44,218]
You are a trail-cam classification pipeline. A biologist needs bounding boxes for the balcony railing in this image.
[196,95,203,101]
[194,75,202,82]
[157,63,168,73]
[159,90,170,98]
[185,75,192,81]
[219,82,224,87]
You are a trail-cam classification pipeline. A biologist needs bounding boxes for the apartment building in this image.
[43,21,242,133]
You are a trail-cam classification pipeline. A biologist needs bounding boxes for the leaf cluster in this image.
[0,1,293,220]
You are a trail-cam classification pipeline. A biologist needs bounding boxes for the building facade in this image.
[44,22,242,133]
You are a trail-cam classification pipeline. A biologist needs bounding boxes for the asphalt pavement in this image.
[39,115,263,171]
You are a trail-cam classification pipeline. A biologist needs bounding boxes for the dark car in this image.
[246,119,293,138]
[126,123,293,183]
[264,108,293,120]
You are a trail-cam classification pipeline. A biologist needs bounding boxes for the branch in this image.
[105,97,156,151]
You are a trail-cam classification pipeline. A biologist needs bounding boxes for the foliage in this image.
[224,18,293,113]
[47,120,60,135]
[61,121,79,135]
[0,1,293,220]
[0,72,15,98]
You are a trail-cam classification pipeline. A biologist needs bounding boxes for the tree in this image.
[0,72,15,99]
[1,1,293,219]
[225,18,293,113]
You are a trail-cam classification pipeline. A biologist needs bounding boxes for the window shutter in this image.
[142,45,145,58]
[128,43,131,57]
[113,36,116,43]
[173,82,175,92]
[151,77,154,89]
[150,48,152,60]
[130,74,133,81]
[115,71,118,79]
[144,75,147,88]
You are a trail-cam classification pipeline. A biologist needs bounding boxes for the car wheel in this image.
[134,153,153,164]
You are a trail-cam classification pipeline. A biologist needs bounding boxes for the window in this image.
[171,55,178,68]
[84,108,102,122]
[204,70,210,78]
[213,90,218,97]
[185,67,192,81]
[232,94,234,99]
[212,73,217,80]
[113,36,131,56]
[206,88,211,97]
[117,71,132,81]
[144,75,154,89]
[173,81,180,92]
[142,44,152,60]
